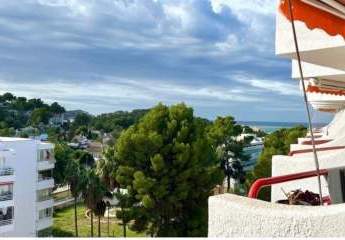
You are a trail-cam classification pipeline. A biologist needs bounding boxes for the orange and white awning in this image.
[279,0,345,38]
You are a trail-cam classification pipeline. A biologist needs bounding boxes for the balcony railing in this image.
[37,195,53,202]
[0,193,12,202]
[38,176,53,182]
[0,168,14,177]
[0,219,13,226]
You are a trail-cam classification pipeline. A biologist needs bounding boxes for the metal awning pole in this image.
[287,0,323,205]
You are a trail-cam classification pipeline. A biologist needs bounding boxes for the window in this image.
[39,208,53,219]
[38,169,53,181]
[37,189,52,201]
[38,149,54,162]
[0,207,13,225]
[0,184,13,200]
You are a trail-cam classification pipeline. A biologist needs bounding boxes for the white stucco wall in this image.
[1,139,37,237]
[0,138,54,237]
[209,193,345,237]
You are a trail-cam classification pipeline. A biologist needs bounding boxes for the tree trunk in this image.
[123,224,127,238]
[90,211,94,237]
[227,174,231,192]
[121,205,126,237]
[98,216,101,237]
[107,206,110,237]
[74,197,78,237]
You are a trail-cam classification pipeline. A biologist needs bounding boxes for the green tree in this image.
[30,107,52,125]
[54,143,73,186]
[207,116,242,146]
[219,141,248,192]
[2,92,15,102]
[82,169,106,237]
[246,125,307,201]
[73,150,95,168]
[94,200,107,237]
[73,113,92,127]
[96,147,118,236]
[65,159,86,237]
[50,102,65,114]
[115,189,133,237]
[96,147,117,191]
[115,103,223,237]
[207,116,246,192]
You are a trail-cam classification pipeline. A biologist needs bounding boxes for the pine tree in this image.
[115,103,223,237]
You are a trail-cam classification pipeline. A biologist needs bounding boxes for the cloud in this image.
[0,0,324,122]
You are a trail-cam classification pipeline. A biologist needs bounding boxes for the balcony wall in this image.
[37,179,54,190]
[37,160,55,171]
[208,193,345,237]
[291,61,345,81]
[36,217,53,231]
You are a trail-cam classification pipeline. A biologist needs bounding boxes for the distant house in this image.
[63,110,89,123]
[49,110,90,126]
[49,113,64,126]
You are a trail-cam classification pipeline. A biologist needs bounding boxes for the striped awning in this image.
[279,0,345,37]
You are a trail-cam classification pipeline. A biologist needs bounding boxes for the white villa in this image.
[0,138,55,237]
[209,0,345,237]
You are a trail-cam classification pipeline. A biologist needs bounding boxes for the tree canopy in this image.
[115,103,223,237]
[246,125,307,201]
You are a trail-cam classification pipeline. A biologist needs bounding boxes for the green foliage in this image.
[30,107,52,126]
[207,116,242,146]
[83,169,106,210]
[115,103,223,237]
[65,159,86,198]
[73,150,95,168]
[92,109,149,133]
[206,116,248,192]
[246,125,307,201]
[54,143,74,186]
[96,146,118,190]
[50,102,65,114]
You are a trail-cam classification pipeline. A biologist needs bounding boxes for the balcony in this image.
[275,6,345,72]
[37,177,54,190]
[0,193,12,202]
[0,219,13,227]
[208,193,345,237]
[0,168,13,177]
[37,208,53,231]
[0,167,15,183]
[0,206,14,233]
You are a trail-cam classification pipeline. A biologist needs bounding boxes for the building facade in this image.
[0,138,54,237]
[209,0,345,237]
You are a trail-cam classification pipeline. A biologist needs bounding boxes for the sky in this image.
[0,0,332,122]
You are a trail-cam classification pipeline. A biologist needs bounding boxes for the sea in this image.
[239,121,327,171]
[238,121,326,134]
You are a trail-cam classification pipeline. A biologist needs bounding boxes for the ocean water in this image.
[238,121,327,134]
[240,121,327,170]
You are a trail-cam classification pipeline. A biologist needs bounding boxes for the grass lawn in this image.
[53,203,146,237]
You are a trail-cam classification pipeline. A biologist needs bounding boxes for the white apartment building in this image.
[0,138,55,237]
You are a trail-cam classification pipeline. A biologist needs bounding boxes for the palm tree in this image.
[82,169,106,237]
[220,140,248,192]
[96,147,118,236]
[94,200,107,237]
[96,147,117,190]
[64,159,86,237]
